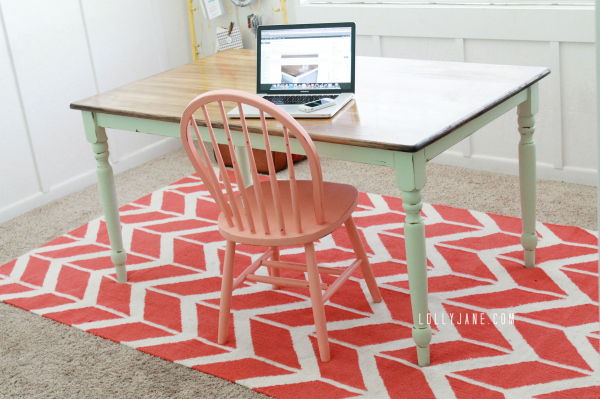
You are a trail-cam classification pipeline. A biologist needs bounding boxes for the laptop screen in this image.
[257,23,355,94]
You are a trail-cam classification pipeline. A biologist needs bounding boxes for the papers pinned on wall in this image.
[216,27,243,51]
[199,0,224,20]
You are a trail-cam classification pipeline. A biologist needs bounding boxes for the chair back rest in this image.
[180,89,324,236]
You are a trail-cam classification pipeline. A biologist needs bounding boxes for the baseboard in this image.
[432,151,598,187]
[0,138,181,224]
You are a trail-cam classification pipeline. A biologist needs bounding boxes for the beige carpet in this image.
[0,146,596,398]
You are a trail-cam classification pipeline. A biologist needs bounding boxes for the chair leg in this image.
[345,216,382,303]
[305,242,330,362]
[269,246,281,290]
[218,240,236,345]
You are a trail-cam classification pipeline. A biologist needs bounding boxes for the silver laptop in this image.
[228,22,356,119]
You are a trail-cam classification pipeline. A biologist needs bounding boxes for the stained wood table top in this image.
[71,49,550,152]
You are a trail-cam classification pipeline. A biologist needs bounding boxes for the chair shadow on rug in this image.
[179,89,382,362]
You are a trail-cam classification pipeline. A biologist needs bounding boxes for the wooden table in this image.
[71,49,550,367]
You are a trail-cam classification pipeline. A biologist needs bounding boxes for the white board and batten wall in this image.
[0,0,597,224]
[294,2,597,187]
[0,0,191,224]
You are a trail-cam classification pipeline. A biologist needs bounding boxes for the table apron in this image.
[93,85,528,171]
[95,113,397,167]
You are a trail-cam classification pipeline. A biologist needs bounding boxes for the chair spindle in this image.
[283,127,302,234]
[183,122,219,201]
[260,110,286,235]
[238,104,270,234]
[190,118,234,227]
[218,101,256,233]
[200,106,243,230]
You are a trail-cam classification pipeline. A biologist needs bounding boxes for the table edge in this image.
[70,68,550,153]
[411,68,550,152]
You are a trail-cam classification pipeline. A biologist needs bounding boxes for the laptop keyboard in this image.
[263,95,339,105]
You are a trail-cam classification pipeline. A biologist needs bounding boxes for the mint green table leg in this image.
[82,112,128,283]
[235,145,252,187]
[395,151,432,367]
[518,84,539,269]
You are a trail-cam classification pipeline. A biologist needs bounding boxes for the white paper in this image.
[202,0,223,20]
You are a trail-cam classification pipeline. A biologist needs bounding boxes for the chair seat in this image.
[218,180,359,246]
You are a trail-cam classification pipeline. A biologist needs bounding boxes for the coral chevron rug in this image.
[1,170,599,398]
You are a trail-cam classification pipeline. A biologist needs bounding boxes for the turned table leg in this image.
[518,85,539,269]
[396,151,432,367]
[83,112,127,283]
[402,188,432,366]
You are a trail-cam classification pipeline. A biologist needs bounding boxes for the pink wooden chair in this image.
[179,89,382,362]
